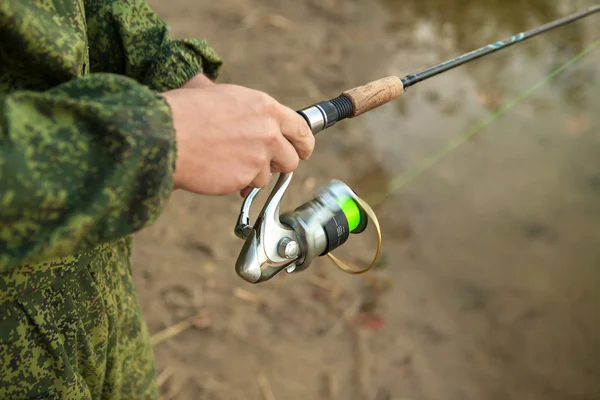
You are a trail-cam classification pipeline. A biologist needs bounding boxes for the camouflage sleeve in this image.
[84,0,223,92]
[0,73,176,272]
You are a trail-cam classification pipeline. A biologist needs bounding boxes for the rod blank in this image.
[401,5,600,89]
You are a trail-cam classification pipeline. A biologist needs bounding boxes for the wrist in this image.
[159,91,183,192]
[182,73,214,89]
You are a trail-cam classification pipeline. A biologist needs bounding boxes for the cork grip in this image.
[342,76,404,117]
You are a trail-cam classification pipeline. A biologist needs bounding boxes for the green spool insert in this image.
[336,195,362,232]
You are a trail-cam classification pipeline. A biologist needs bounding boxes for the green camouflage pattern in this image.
[0,0,222,398]
[0,237,160,399]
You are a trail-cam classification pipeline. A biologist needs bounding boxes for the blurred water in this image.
[349,0,600,399]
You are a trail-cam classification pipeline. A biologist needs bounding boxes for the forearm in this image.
[0,73,176,271]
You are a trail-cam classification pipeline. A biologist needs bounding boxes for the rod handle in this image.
[297,76,404,134]
[342,76,404,117]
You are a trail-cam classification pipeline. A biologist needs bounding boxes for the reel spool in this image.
[234,172,382,283]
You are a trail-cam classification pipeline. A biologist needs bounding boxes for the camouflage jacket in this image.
[0,1,222,276]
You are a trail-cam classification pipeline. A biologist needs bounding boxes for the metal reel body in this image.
[234,172,371,283]
[234,173,299,283]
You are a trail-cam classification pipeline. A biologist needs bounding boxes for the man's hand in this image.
[182,74,265,198]
[182,74,290,198]
[162,84,314,196]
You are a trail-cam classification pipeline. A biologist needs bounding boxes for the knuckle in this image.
[239,170,255,187]
[255,151,269,167]
[292,154,300,168]
[253,175,269,188]
[235,179,249,193]
[288,156,300,171]
[307,132,316,149]
[299,135,315,160]
[255,92,276,112]
[263,128,279,145]
[297,118,311,137]
[279,155,299,173]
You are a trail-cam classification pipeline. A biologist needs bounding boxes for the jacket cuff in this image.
[144,39,223,92]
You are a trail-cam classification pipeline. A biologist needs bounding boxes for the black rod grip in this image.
[297,95,354,134]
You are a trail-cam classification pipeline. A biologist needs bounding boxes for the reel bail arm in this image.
[234,173,302,283]
[234,173,382,284]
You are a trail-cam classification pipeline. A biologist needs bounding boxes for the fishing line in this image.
[365,37,600,208]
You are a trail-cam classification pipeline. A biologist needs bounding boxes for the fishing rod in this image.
[296,5,600,134]
[233,5,600,284]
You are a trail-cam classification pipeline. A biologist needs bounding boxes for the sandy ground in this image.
[131,0,600,399]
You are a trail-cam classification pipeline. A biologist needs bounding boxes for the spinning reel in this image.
[232,5,600,283]
[234,172,382,283]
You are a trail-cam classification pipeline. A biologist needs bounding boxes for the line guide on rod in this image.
[233,5,600,284]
